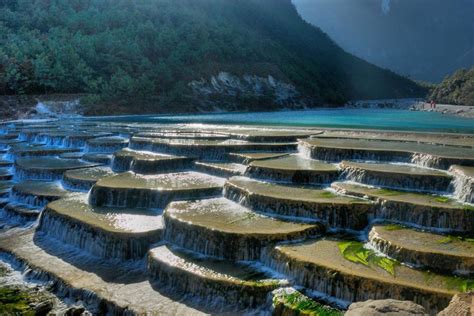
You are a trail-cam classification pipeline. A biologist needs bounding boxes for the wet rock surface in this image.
[345,299,427,316]
[0,121,473,314]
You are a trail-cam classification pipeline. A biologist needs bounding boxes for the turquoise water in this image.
[91,109,474,134]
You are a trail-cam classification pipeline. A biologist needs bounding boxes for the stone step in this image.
[265,238,469,314]
[313,130,474,148]
[0,168,13,180]
[82,153,112,164]
[450,165,474,203]
[332,182,474,233]
[0,159,13,168]
[227,152,290,164]
[147,244,284,308]
[59,152,85,159]
[33,131,106,148]
[129,137,297,160]
[85,136,129,153]
[245,155,338,185]
[112,149,194,174]
[369,225,474,277]
[89,171,225,209]
[135,131,229,140]
[340,161,453,193]
[0,180,14,197]
[11,180,69,207]
[15,157,101,180]
[224,176,373,230]
[38,194,163,260]
[300,138,474,169]
[195,162,246,178]
[163,197,323,261]
[63,167,116,191]
[227,130,320,142]
[8,145,80,159]
[3,202,42,221]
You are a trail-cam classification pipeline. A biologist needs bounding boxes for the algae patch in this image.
[338,241,398,276]
[0,287,41,315]
[273,290,342,316]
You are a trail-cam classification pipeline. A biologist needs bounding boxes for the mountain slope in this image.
[430,67,474,106]
[293,0,474,83]
[0,0,424,114]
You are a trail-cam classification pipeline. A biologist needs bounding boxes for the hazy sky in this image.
[292,0,474,82]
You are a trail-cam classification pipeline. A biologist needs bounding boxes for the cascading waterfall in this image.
[223,182,370,230]
[38,208,162,260]
[449,168,474,204]
[339,164,452,193]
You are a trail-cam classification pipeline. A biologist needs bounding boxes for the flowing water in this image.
[87,109,474,133]
[0,113,473,314]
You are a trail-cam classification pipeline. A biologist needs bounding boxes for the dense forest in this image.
[0,0,425,114]
[429,67,474,107]
[294,0,474,83]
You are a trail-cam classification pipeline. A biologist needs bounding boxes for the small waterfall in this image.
[299,141,412,163]
[261,247,452,315]
[370,199,474,233]
[89,184,222,209]
[0,252,134,315]
[223,182,371,230]
[368,228,473,277]
[449,167,474,204]
[38,208,163,260]
[9,185,64,207]
[245,165,337,185]
[411,153,442,169]
[61,177,93,192]
[340,163,452,193]
[147,246,279,310]
[14,167,64,181]
[111,152,193,174]
[162,209,319,261]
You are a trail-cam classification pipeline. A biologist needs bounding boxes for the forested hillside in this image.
[430,67,474,106]
[0,0,425,114]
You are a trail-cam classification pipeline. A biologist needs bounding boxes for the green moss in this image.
[437,235,474,244]
[463,205,474,212]
[242,279,281,288]
[383,224,405,231]
[338,241,399,276]
[0,287,35,315]
[374,189,403,197]
[435,196,451,203]
[445,276,474,293]
[319,191,337,199]
[274,291,342,316]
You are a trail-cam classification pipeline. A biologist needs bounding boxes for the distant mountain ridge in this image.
[293,0,474,83]
[0,0,424,115]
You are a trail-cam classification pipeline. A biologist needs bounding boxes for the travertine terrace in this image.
[0,120,473,314]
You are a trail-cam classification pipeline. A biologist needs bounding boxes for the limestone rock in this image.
[438,292,473,316]
[345,299,427,316]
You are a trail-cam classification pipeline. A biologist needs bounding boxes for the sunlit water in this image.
[87,109,474,134]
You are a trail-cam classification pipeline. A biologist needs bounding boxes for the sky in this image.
[292,0,474,82]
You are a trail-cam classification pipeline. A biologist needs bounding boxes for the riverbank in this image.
[411,102,474,118]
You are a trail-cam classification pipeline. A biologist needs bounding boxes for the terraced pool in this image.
[0,118,473,314]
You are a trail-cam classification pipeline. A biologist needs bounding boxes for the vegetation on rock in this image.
[429,67,474,106]
[338,241,399,276]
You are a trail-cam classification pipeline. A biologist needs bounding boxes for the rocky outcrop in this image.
[345,299,427,316]
[438,292,473,316]
[188,72,303,109]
